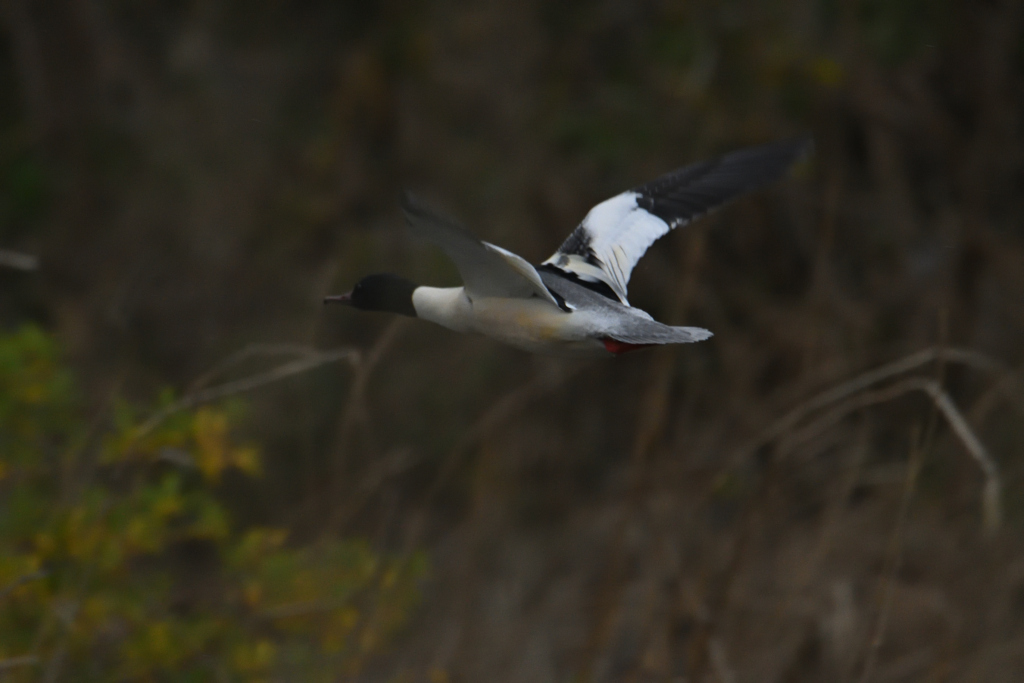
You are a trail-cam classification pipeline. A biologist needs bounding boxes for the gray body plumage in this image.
[537,270,711,347]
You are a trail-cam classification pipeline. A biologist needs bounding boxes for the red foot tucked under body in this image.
[602,338,654,355]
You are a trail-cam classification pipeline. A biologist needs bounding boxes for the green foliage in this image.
[0,325,426,680]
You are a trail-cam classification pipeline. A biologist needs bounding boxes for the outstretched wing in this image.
[543,136,812,304]
[538,269,713,346]
[401,193,563,308]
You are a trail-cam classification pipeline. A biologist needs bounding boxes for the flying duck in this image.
[325,137,811,356]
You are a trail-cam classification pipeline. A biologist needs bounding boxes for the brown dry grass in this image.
[3,0,1024,680]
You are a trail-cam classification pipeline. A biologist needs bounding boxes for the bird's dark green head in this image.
[324,273,418,317]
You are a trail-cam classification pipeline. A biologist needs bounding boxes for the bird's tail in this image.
[606,323,713,346]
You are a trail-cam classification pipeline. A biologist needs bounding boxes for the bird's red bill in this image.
[323,292,353,305]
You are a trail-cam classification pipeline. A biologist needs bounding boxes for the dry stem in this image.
[134,346,359,439]
[0,249,39,271]
[740,348,1007,534]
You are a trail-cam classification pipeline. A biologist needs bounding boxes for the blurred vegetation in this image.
[1,0,1023,681]
[0,326,425,680]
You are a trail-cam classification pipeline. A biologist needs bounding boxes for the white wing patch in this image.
[543,191,675,304]
[542,137,812,306]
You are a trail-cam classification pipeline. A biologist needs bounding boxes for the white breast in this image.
[411,287,474,332]
[411,286,608,356]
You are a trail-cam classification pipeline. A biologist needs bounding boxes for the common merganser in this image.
[325,137,811,356]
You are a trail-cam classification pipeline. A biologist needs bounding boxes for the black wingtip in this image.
[723,133,816,187]
[746,134,815,167]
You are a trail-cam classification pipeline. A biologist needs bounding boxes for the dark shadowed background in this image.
[2,0,1024,681]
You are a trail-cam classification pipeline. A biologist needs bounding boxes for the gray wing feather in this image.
[538,270,712,345]
[402,193,561,307]
[604,323,712,345]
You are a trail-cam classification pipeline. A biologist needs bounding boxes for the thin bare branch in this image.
[771,376,1001,533]
[969,369,1024,424]
[740,347,1015,460]
[0,570,50,602]
[855,427,924,683]
[429,363,575,501]
[395,361,585,563]
[332,318,406,454]
[185,343,328,394]
[328,447,421,532]
[777,378,935,455]
[0,249,39,271]
[327,318,408,525]
[923,383,1002,534]
[709,637,738,683]
[0,655,38,671]
[134,347,359,439]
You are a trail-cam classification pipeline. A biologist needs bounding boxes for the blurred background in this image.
[1,0,1023,681]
